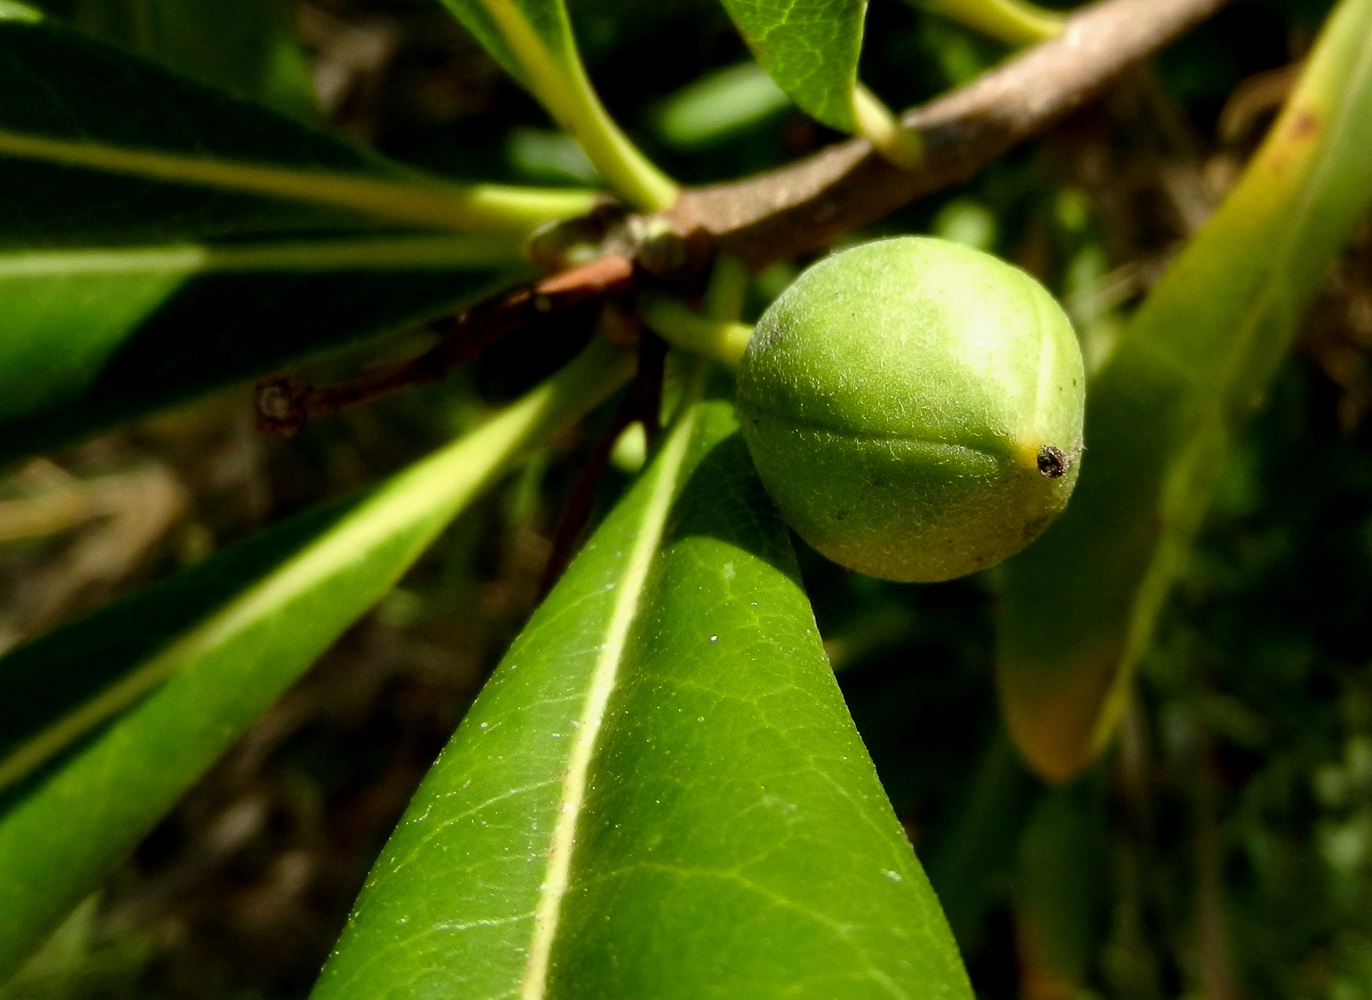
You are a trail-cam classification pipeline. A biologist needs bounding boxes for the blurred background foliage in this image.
[2,0,1371,997]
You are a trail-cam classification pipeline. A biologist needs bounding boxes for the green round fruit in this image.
[736,236,1085,583]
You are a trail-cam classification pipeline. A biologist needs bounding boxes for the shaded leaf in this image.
[65,0,316,118]
[0,341,634,978]
[0,236,517,464]
[718,0,866,132]
[652,61,790,151]
[1011,783,1108,994]
[995,0,1372,781]
[0,22,581,244]
[314,370,972,999]
[0,19,596,462]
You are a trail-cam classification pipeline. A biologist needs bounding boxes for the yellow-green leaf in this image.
[995,0,1372,782]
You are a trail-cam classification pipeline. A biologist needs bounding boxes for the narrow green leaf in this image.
[0,19,600,461]
[0,341,634,979]
[718,0,867,132]
[314,372,972,999]
[0,22,594,242]
[995,0,1372,781]
[434,0,676,209]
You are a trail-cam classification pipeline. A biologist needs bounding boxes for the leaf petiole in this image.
[638,295,753,367]
[915,0,1065,46]
[458,0,677,211]
[853,84,923,170]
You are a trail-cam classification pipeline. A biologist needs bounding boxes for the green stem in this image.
[853,85,922,170]
[703,254,751,322]
[639,294,754,367]
[556,60,679,211]
[475,1,677,211]
[917,0,1065,47]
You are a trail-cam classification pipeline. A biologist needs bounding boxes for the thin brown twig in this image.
[669,0,1231,271]
[255,253,635,435]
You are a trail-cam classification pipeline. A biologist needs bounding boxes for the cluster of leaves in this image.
[2,0,1372,996]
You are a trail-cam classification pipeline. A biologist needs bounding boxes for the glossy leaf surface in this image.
[995,0,1372,781]
[0,343,634,978]
[314,371,972,999]
[718,0,866,131]
[0,19,595,462]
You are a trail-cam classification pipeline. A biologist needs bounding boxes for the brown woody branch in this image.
[257,0,1226,430]
[668,0,1230,271]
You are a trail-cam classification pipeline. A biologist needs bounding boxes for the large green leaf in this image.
[995,0,1372,781]
[0,19,597,462]
[0,341,634,980]
[434,0,676,209]
[313,369,971,999]
[717,0,866,132]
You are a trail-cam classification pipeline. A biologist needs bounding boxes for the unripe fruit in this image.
[737,237,1085,583]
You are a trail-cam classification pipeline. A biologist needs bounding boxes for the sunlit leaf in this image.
[995,0,1372,781]
[314,370,972,999]
[0,341,634,979]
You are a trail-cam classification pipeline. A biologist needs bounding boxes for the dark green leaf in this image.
[65,0,316,118]
[0,237,515,464]
[314,370,972,999]
[0,19,595,462]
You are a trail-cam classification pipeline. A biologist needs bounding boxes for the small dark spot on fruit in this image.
[1037,445,1069,479]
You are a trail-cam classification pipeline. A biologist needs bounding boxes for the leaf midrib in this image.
[519,375,703,1000]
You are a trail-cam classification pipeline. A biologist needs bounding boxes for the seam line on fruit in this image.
[742,413,1021,463]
